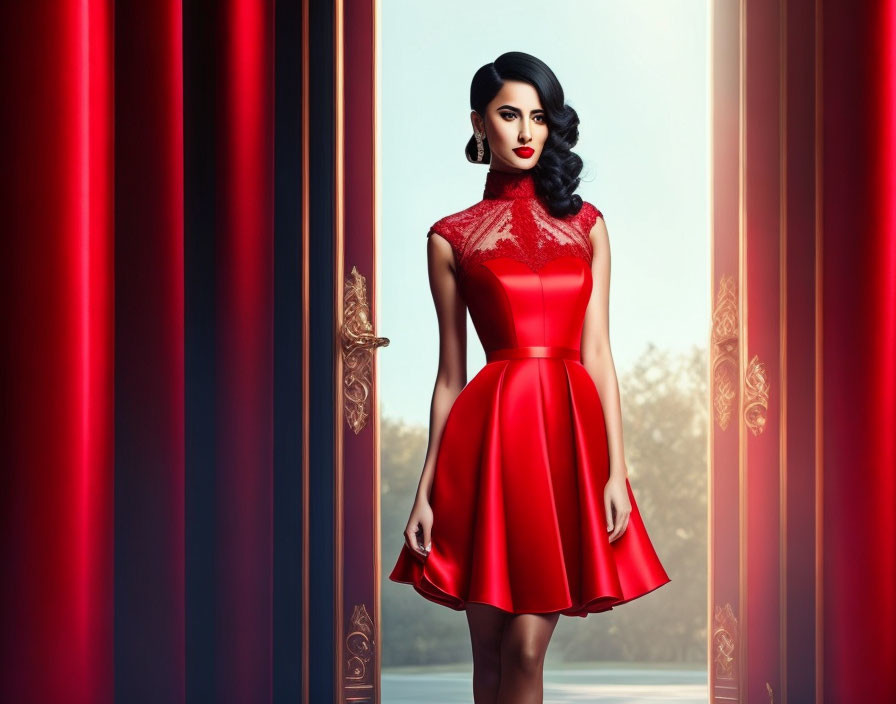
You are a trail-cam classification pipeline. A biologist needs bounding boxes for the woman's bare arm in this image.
[403,231,467,556]
[415,232,467,502]
[580,216,626,476]
[579,215,631,542]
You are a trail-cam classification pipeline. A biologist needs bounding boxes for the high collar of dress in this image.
[483,169,538,201]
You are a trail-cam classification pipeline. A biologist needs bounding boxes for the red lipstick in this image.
[513,146,534,158]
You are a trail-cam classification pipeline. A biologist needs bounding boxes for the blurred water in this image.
[383,666,708,703]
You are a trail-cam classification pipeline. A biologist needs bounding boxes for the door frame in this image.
[318,1,825,702]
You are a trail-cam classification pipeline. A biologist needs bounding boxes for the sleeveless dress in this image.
[388,169,671,617]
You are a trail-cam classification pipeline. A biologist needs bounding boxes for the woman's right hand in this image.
[403,497,434,559]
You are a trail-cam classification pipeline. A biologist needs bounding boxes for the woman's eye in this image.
[500,111,545,123]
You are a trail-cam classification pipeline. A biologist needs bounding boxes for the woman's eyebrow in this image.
[495,104,545,114]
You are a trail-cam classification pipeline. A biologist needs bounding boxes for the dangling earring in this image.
[475,131,485,162]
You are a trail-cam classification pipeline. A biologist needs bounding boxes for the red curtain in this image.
[1,2,278,703]
[822,0,896,700]
[114,0,186,702]
[1,2,114,702]
[214,2,275,701]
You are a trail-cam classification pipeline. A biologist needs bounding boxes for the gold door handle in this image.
[341,266,389,434]
[743,354,768,436]
[711,274,738,431]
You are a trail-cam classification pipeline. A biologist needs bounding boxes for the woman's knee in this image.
[501,635,546,675]
[499,613,558,674]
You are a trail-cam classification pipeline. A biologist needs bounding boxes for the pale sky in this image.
[377,0,710,426]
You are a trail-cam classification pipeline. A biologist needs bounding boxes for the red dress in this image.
[388,169,671,617]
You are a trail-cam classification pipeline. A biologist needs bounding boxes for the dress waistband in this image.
[486,345,581,362]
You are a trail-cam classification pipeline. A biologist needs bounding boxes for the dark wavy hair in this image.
[465,51,585,218]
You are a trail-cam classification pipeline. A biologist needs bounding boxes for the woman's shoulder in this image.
[570,200,604,235]
[426,199,490,252]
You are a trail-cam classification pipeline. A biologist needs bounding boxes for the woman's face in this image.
[472,80,548,173]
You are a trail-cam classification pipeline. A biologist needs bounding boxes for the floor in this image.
[382,665,708,703]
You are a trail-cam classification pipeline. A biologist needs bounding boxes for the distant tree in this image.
[556,343,707,664]
[380,415,473,667]
[382,343,708,667]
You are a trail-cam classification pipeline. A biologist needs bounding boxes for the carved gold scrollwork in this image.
[343,603,375,702]
[341,266,389,434]
[713,602,738,680]
[743,354,769,436]
[711,274,739,429]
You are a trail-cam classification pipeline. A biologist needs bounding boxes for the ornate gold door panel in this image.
[334,2,383,703]
[710,1,821,702]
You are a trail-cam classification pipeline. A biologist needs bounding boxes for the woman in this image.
[389,51,671,704]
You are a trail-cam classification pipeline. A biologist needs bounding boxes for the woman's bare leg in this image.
[496,612,560,704]
[465,603,511,704]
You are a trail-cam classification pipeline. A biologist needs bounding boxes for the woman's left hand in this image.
[604,473,631,543]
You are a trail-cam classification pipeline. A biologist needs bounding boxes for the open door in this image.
[709,0,821,702]
[334,2,383,703]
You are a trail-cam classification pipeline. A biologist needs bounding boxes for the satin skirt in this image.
[388,349,671,617]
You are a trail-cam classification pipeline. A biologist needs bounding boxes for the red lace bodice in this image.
[427,170,603,285]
